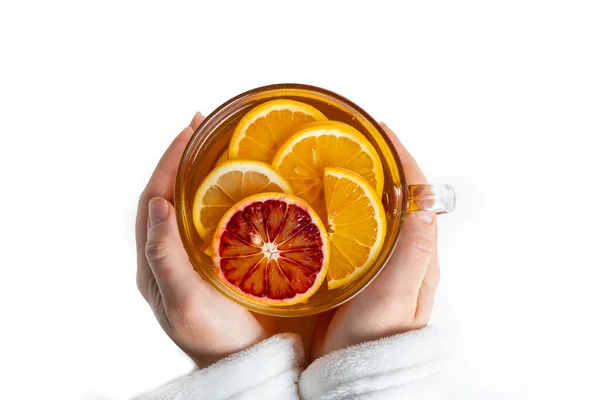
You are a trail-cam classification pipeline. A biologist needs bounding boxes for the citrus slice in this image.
[272,121,384,222]
[229,99,327,162]
[193,160,294,243]
[212,192,329,305]
[323,168,386,290]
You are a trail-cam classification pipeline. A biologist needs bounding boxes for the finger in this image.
[369,209,437,308]
[376,122,437,304]
[145,197,208,308]
[144,115,204,201]
[380,122,427,185]
[136,113,204,298]
[414,222,440,325]
[190,111,204,131]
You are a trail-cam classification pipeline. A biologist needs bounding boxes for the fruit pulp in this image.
[212,193,329,305]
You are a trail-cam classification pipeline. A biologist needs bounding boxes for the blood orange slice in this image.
[212,193,329,305]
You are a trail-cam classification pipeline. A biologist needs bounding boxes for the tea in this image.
[176,85,406,316]
[190,98,389,306]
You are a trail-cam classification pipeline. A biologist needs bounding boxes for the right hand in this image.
[310,123,440,360]
[135,113,276,368]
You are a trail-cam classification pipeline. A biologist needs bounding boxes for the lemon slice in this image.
[229,99,327,162]
[324,167,386,289]
[192,160,294,243]
[271,121,384,222]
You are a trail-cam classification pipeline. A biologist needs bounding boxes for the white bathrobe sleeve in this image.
[299,327,448,400]
[133,333,304,400]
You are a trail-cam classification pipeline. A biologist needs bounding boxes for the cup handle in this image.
[407,184,456,214]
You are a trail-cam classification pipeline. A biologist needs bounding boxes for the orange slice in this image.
[271,121,384,222]
[192,160,293,243]
[324,168,386,289]
[229,99,327,162]
[212,193,329,305]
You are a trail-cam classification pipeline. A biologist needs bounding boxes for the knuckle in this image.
[409,234,435,253]
[406,234,435,259]
[145,239,171,264]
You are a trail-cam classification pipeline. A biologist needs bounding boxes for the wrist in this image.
[323,312,428,356]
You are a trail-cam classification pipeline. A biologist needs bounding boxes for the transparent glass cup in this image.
[175,84,455,317]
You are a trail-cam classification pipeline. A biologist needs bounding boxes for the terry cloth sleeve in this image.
[134,333,304,400]
[299,327,448,399]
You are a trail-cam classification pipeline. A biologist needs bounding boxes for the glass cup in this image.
[175,83,455,317]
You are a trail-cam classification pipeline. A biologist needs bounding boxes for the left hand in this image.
[135,113,276,368]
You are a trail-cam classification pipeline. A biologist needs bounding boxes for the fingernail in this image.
[414,211,435,224]
[149,198,169,227]
[190,111,203,126]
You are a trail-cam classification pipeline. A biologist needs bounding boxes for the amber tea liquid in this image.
[177,86,405,316]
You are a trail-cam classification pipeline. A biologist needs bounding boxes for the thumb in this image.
[145,197,206,308]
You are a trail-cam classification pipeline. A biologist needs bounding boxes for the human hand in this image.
[310,123,440,360]
[135,113,275,368]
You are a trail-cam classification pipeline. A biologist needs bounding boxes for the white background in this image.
[1,1,599,399]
